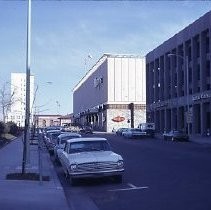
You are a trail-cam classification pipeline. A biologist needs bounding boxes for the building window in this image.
[174,73,177,86]
[186,40,192,61]
[42,120,46,127]
[205,29,210,54]
[178,44,184,63]
[206,60,210,77]
[189,67,192,82]
[181,70,184,83]
[195,35,200,58]
[197,64,200,80]
[50,120,54,126]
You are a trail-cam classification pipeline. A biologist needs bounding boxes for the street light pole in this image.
[84,54,92,72]
[185,56,190,136]
[22,0,31,174]
[168,53,190,136]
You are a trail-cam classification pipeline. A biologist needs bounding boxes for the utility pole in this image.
[22,0,31,174]
[129,103,134,128]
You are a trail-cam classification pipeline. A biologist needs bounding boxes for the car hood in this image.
[67,151,122,164]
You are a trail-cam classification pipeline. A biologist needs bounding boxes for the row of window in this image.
[147,29,210,103]
[108,104,146,110]
[5,115,25,120]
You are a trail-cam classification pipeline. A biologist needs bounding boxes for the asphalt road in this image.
[52,133,211,210]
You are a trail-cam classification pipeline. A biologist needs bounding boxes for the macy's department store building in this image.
[72,54,146,132]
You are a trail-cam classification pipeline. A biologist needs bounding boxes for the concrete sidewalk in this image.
[0,136,70,210]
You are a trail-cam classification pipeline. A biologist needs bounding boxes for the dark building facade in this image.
[146,11,211,136]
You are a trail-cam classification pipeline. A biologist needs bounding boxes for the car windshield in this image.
[68,141,111,154]
[51,133,61,140]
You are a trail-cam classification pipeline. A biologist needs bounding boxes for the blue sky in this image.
[0,0,211,115]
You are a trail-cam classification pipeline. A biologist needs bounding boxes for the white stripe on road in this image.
[127,183,137,188]
[108,183,149,192]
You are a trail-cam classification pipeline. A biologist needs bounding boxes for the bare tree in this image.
[0,82,17,123]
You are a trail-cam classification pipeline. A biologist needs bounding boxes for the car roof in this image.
[58,133,81,138]
[67,137,107,143]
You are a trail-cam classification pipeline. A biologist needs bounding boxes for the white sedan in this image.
[54,132,82,162]
[59,137,124,185]
[122,128,146,138]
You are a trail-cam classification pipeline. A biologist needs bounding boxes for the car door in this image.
[59,142,69,168]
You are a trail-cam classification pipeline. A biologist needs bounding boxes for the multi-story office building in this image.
[6,73,34,127]
[73,54,146,132]
[146,11,211,136]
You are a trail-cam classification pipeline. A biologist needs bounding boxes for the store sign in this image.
[112,116,125,122]
[150,101,168,110]
[192,93,211,101]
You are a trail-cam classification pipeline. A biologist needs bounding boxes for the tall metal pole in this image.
[186,56,190,136]
[22,0,31,174]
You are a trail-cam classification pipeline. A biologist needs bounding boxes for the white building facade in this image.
[73,54,146,132]
[6,73,34,127]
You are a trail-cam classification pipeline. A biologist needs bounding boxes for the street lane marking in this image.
[128,183,137,188]
[108,183,149,192]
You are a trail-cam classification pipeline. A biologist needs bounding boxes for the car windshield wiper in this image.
[90,148,103,151]
[70,148,86,153]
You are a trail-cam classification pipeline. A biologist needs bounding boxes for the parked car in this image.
[163,130,189,141]
[80,126,93,134]
[54,132,82,162]
[59,137,124,185]
[122,128,147,138]
[116,128,128,136]
[44,130,62,154]
[138,123,155,137]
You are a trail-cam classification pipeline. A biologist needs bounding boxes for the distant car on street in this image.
[138,123,155,137]
[58,137,124,185]
[122,128,146,139]
[80,126,93,134]
[163,130,189,141]
[116,128,128,136]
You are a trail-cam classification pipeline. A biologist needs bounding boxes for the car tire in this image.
[71,178,78,186]
[55,158,61,165]
[49,150,54,156]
